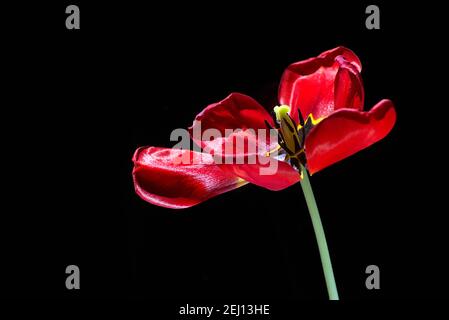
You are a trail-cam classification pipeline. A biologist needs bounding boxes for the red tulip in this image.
[133,47,396,209]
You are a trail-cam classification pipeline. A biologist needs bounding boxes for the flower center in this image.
[265,105,320,170]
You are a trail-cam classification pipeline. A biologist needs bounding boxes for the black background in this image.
[2,0,447,309]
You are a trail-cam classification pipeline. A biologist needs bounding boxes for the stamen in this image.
[270,111,280,129]
[303,115,314,137]
[265,144,281,157]
[297,107,305,126]
[264,119,274,130]
[297,107,306,140]
[297,128,305,147]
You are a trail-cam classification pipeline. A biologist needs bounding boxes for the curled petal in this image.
[189,92,273,133]
[279,46,363,122]
[334,56,364,110]
[188,93,276,154]
[222,158,301,191]
[132,147,247,209]
[189,93,281,184]
[305,100,396,174]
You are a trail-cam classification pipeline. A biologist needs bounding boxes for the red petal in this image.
[188,93,276,154]
[333,56,364,110]
[222,159,300,191]
[189,92,273,133]
[187,93,300,191]
[305,100,396,174]
[278,47,363,122]
[189,93,282,185]
[132,147,247,209]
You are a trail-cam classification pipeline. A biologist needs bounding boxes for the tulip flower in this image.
[132,47,396,300]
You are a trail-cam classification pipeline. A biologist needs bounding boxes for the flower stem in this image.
[300,166,339,300]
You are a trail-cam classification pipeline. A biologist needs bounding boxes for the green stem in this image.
[300,165,339,300]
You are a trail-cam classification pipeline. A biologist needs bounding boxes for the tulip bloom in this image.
[133,47,396,209]
[132,47,396,300]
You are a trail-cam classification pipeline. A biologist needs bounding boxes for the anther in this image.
[297,107,305,126]
[297,107,306,139]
